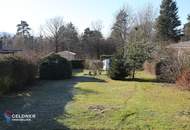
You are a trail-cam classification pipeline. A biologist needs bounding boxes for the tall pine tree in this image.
[156,0,181,42]
[17,21,31,38]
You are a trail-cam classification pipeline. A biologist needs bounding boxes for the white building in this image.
[102,59,110,71]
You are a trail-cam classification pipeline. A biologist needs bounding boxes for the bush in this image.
[155,59,180,83]
[85,59,103,74]
[84,60,92,70]
[71,60,84,69]
[176,69,190,90]
[39,54,72,80]
[155,50,190,83]
[155,48,190,83]
[108,54,131,80]
[0,56,37,94]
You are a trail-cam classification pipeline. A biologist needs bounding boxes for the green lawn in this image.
[57,71,190,130]
[1,71,190,130]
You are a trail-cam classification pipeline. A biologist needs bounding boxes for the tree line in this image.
[108,0,190,79]
[1,0,190,63]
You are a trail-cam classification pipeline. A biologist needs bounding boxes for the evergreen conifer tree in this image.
[156,0,181,42]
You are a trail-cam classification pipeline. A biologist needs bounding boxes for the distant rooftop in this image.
[57,51,76,56]
[167,41,190,49]
[57,51,77,61]
[0,39,22,54]
[0,48,23,54]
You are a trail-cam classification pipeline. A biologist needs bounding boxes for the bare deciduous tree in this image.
[91,20,103,32]
[136,4,156,40]
[44,17,64,52]
[125,5,156,79]
[110,6,134,56]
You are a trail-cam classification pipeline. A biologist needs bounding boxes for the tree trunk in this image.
[55,38,58,53]
[132,63,135,79]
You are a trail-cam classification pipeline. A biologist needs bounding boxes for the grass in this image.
[0,71,190,130]
[56,71,190,130]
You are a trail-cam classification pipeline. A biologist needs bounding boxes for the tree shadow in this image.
[0,76,105,130]
[72,76,106,83]
[123,78,162,83]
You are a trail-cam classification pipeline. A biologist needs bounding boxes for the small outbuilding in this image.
[102,59,110,71]
[100,55,113,71]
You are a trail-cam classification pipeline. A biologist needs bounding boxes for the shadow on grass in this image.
[123,78,162,83]
[0,76,104,130]
[73,76,106,83]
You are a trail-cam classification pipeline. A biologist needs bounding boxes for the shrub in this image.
[39,54,72,80]
[84,59,90,69]
[108,54,131,80]
[155,48,190,83]
[84,60,102,69]
[84,59,103,75]
[156,52,190,83]
[71,60,84,69]
[155,58,180,83]
[0,56,37,94]
[176,69,190,90]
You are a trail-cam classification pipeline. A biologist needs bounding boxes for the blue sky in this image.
[0,0,189,36]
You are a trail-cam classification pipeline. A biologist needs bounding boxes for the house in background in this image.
[57,51,77,61]
[0,39,22,55]
[167,41,190,57]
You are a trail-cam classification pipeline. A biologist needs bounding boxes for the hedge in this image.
[0,56,37,94]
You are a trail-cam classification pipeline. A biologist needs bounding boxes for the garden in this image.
[0,66,190,129]
[0,0,190,129]
[0,50,189,130]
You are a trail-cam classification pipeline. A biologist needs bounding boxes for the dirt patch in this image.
[88,105,106,113]
[178,110,190,117]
